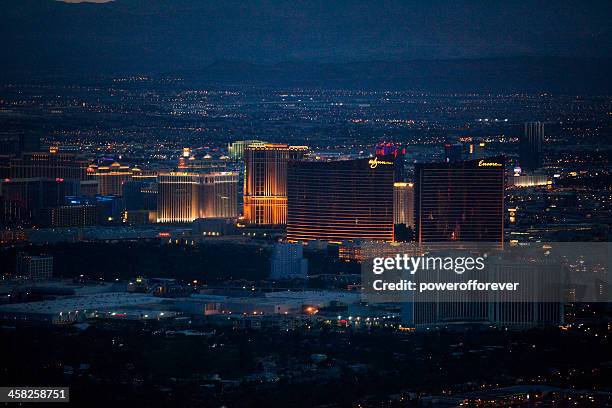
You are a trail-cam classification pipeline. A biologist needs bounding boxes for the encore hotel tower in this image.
[414,157,505,243]
[243,143,308,225]
[286,156,396,242]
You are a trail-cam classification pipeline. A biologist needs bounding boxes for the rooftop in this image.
[0,292,163,316]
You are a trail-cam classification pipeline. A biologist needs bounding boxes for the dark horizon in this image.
[2,0,611,81]
[3,56,611,95]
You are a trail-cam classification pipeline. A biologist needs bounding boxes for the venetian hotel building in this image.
[243,143,308,225]
[157,172,238,223]
[286,156,396,242]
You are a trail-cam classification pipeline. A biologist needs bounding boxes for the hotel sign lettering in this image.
[478,160,502,167]
[368,157,394,169]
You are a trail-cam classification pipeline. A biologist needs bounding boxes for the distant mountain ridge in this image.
[3,57,611,94]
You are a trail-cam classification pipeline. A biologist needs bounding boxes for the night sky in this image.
[1,0,611,76]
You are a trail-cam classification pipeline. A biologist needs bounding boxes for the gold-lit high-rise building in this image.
[393,182,414,228]
[87,162,139,196]
[157,172,238,223]
[199,173,238,219]
[243,143,308,225]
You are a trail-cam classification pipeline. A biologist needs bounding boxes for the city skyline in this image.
[0,1,610,406]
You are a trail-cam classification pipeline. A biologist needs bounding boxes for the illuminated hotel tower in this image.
[199,173,238,218]
[86,162,138,196]
[157,172,238,223]
[414,157,505,243]
[286,156,396,242]
[393,182,414,228]
[243,143,308,225]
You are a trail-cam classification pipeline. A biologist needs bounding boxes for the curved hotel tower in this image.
[243,143,308,225]
[414,157,505,243]
[286,156,396,242]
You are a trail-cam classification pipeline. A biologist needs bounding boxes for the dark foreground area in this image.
[2,321,611,407]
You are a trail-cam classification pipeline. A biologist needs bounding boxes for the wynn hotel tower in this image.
[286,156,396,242]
